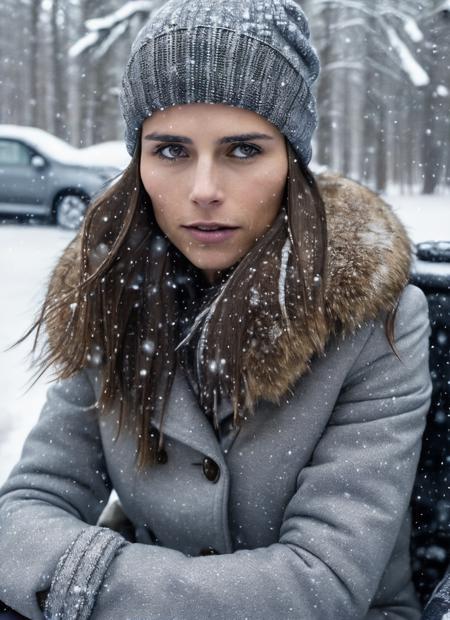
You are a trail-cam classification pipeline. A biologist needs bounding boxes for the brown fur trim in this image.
[45,233,82,355]
[242,172,411,405]
[45,173,412,404]
[320,172,411,333]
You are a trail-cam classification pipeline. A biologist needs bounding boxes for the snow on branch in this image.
[68,0,156,60]
[327,17,373,31]
[311,0,417,22]
[320,60,366,73]
[385,25,430,87]
[85,1,155,32]
[320,59,401,83]
[91,22,129,62]
[311,0,431,89]
[69,32,100,59]
[403,18,424,42]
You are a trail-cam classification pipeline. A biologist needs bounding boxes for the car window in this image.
[0,139,32,166]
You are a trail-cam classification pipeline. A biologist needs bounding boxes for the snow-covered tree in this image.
[0,0,448,193]
[303,0,449,192]
[69,1,163,60]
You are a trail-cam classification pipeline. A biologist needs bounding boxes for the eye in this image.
[153,142,262,162]
[154,144,187,161]
[231,143,261,159]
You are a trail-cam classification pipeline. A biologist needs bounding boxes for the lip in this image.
[182,226,239,244]
[185,221,238,229]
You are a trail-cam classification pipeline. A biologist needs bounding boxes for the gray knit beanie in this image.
[119,0,320,167]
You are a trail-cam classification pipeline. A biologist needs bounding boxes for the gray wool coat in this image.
[0,174,433,620]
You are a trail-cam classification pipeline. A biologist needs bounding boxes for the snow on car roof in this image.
[80,141,130,170]
[0,124,103,166]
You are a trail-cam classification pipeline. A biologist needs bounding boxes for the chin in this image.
[187,252,240,273]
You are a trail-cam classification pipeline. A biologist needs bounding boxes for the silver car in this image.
[0,125,121,229]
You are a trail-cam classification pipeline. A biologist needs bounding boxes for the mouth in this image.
[182,225,240,244]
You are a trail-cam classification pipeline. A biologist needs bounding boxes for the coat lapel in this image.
[155,363,229,461]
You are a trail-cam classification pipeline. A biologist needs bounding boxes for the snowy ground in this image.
[0,225,75,484]
[0,193,449,485]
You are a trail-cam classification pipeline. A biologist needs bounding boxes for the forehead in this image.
[141,102,278,134]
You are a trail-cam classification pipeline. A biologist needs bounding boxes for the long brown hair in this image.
[18,135,399,470]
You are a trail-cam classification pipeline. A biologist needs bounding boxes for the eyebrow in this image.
[143,132,275,144]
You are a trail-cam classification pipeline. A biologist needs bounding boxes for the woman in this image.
[0,0,433,618]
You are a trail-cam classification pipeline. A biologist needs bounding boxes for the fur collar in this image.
[243,172,411,405]
[46,172,411,405]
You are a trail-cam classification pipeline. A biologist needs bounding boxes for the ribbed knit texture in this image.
[119,0,320,166]
[44,527,127,620]
[422,566,450,620]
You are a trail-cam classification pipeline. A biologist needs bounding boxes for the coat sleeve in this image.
[85,284,431,620]
[0,370,119,619]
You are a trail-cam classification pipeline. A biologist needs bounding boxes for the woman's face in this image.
[140,103,288,284]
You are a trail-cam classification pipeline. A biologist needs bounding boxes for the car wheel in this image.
[55,193,88,230]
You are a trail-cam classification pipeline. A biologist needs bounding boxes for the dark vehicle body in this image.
[410,241,450,607]
[0,125,120,229]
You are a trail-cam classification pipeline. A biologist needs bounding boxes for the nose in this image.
[189,158,224,208]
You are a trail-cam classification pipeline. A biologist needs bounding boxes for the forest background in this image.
[1,0,449,194]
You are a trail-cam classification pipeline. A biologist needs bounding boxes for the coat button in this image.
[199,546,220,555]
[202,456,220,482]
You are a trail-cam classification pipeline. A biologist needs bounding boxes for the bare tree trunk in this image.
[341,66,351,177]
[30,0,41,126]
[90,0,128,144]
[422,99,441,195]
[316,6,333,168]
[421,14,449,194]
[77,0,98,147]
[375,100,387,193]
[51,0,68,139]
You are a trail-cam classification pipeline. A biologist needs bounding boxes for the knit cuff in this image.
[44,527,128,620]
[422,566,450,620]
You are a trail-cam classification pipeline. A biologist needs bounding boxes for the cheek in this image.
[141,160,172,198]
[251,158,287,196]
[140,169,177,227]
[151,199,176,238]
[247,169,286,216]
[141,167,162,201]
